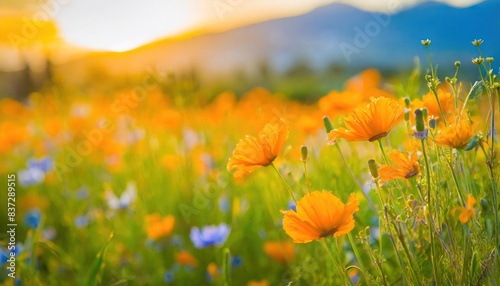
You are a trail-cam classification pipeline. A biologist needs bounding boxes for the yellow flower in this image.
[145,214,175,240]
[263,241,295,264]
[379,151,420,182]
[281,191,359,243]
[328,97,403,142]
[227,122,288,178]
[453,195,476,224]
[435,118,474,149]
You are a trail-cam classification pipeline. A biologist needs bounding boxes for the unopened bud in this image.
[323,116,334,133]
[415,109,425,132]
[429,118,437,129]
[368,159,379,179]
[454,61,461,67]
[404,108,410,121]
[486,57,494,63]
[422,108,428,121]
[404,97,411,108]
[301,145,308,161]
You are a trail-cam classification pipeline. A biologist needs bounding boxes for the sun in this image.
[54,0,198,52]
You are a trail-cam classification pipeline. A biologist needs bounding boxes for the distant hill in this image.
[59,0,500,80]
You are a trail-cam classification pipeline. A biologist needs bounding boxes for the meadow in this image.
[0,40,499,286]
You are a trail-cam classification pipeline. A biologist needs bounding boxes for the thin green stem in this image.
[377,140,389,164]
[420,139,439,284]
[271,162,297,204]
[335,143,376,210]
[347,233,375,286]
[320,239,352,286]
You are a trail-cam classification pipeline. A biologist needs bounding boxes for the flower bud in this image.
[421,108,428,121]
[301,145,308,161]
[404,97,411,108]
[486,57,494,63]
[368,159,379,179]
[464,136,478,151]
[323,116,334,133]
[454,61,461,67]
[421,39,431,47]
[429,118,437,129]
[415,109,425,132]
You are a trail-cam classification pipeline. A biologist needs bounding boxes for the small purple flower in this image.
[218,197,229,213]
[24,209,42,229]
[232,255,242,267]
[18,168,45,187]
[413,128,428,140]
[27,157,53,173]
[190,224,230,249]
[75,215,89,228]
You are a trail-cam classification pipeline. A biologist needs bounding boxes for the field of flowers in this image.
[0,40,499,285]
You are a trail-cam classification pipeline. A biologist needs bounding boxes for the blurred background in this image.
[0,0,499,102]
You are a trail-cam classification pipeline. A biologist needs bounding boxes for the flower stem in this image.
[377,140,389,164]
[320,239,352,286]
[420,139,439,284]
[347,233,375,286]
[335,143,375,210]
[271,162,297,204]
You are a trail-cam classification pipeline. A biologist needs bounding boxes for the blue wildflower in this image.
[413,128,428,140]
[190,224,230,249]
[218,196,229,213]
[75,215,89,228]
[232,255,242,267]
[18,167,45,187]
[24,209,42,229]
[27,157,53,173]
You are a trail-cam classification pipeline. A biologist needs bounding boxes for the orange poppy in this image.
[176,251,199,268]
[435,118,474,149]
[263,241,295,264]
[145,214,175,240]
[328,97,403,142]
[227,122,288,178]
[379,150,420,182]
[281,191,359,243]
[247,280,269,286]
[452,195,476,224]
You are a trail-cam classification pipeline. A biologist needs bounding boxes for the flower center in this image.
[405,170,419,179]
[319,228,337,238]
[369,132,388,142]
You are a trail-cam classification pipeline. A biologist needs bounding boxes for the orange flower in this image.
[207,262,219,280]
[281,191,359,243]
[263,241,295,264]
[176,251,198,268]
[247,280,269,286]
[328,97,403,142]
[227,122,288,178]
[453,195,476,224]
[435,118,474,149]
[422,88,454,119]
[379,151,420,182]
[145,214,175,240]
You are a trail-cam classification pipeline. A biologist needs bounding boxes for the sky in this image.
[0,0,484,52]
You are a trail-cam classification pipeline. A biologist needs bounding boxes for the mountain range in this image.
[54,0,500,80]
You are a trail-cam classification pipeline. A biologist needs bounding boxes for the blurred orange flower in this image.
[379,150,420,182]
[247,280,269,286]
[281,191,358,243]
[176,251,198,268]
[207,262,219,280]
[227,122,288,178]
[422,88,454,119]
[328,97,403,142]
[263,241,295,264]
[435,118,474,149]
[453,195,476,224]
[145,214,175,240]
